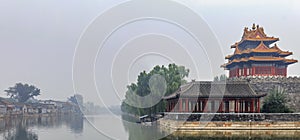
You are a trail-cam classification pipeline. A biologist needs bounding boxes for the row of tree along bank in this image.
[0,83,83,118]
[0,98,82,118]
[1,83,119,118]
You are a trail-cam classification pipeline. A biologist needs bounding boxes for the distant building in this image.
[164,81,266,113]
[0,99,15,114]
[0,103,7,115]
[14,103,27,114]
[0,98,81,116]
[222,24,297,77]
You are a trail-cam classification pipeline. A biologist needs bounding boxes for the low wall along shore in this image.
[163,113,300,122]
[159,113,300,130]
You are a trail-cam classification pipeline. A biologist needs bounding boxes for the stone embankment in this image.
[167,130,300,139]
[159,113,300,130]
[159,77,300,132]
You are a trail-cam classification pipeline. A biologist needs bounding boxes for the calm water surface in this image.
[0,114,300,140]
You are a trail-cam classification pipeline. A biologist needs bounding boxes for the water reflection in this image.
[121,114,167,140]
[0,115,83,140]
[4,124,38,140]
[1,114,299,140]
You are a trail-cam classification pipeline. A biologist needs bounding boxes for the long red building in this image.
[222,24,297,78]
[164,81,266,113]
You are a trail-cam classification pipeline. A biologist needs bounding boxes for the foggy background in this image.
[0,0,299,106]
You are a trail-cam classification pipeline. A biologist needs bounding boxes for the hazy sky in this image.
[1,0,299,106]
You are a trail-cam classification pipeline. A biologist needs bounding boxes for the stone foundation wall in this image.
[159,119,300,130]
[159,113,300,130]
[163,113,300,122]
[166,130,300,139]
[228,77,300,112]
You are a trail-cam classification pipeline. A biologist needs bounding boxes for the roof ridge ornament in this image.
[252,23,256,30]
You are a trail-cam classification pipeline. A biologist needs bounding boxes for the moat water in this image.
[0,114,299,140]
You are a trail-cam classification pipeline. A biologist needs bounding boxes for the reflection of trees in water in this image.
[4,124,38,140]
[65,115,84,133]
[0,115,84,140]
[121,114,167,140]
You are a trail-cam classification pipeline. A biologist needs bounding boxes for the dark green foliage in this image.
[213,76,219,82]
[68,94,84,112]
[219,74,227,81]
[121,64,189,116]
[213,74,227,82]
[4,83,40,103]
[68,95,78,104]
[262,87,293,113]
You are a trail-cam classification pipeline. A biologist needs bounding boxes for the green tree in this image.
[4,83,40,103]
[219,74,227,81]
[213,76,219,82]
[68,95,78,104]
[213,74,227,81]
[261,87,293,113]
[121,63,189,116]
[68,94,83,107]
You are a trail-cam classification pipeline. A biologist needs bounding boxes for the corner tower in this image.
[222,24,297,78]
